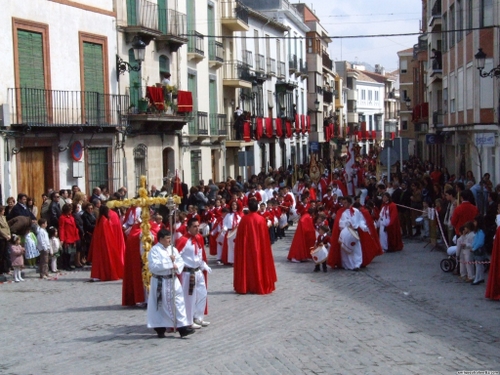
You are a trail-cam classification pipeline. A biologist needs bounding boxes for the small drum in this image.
[339,226,360,254]
[199,223,210,237]
[310,245,329,264]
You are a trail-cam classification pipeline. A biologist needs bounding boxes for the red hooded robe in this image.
[287,213,315,261]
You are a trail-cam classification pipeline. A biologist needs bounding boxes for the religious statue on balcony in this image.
[233,107,244,140]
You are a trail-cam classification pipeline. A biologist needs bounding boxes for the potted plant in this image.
[138,97,149,113]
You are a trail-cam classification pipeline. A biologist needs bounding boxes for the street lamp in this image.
[314,99,320,111]
[404,97,411,109]
[475,48,500,78]
[116,36,146,81]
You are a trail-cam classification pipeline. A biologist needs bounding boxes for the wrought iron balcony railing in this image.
[256,54,265,73]
[299,58,308,75]
[220,1,249,24]
[7,87,129,127]
[277,61,286,78]
[266,57,276,76]
[210,113,227,135]
[223,60,253,81]
[322,52,333,70]
[159,9,187,37]
[242,50,253,68]
[127,0,159,31]
[188,30,204,56]
[189,111,208,135]
[209,40,224,63]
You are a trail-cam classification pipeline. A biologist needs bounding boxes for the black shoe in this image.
[178,327,195,338]
[322,264,328,272]
[314,265,320,272]
[154,327,167,338]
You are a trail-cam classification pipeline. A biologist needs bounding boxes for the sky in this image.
[305,0,422,72]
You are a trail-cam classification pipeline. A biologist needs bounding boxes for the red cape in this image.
[486,225,500,300]
[122,223,144,306]
[359,207,384,266]
[234,212,277,294]
[382,202,404,252]
[88,210,125,281]
[327,207,346,268]
[287,213,315,261]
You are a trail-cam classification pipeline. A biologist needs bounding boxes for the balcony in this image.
[428,0,442,30]
[124,0,162,44]
[156,9,188,52]
[323,88,333,104]
[299,58,308,78]
[7,87,128,131]
[430,57,442,77]
[256,54,265,73]
[187,30,205,61]
[347,112,358,124]
[347,90,357,101]
[220,1,249,32]
[225,121,254,147]
[266,57,276,77]
[209,39,224,68]
[126,85,190,134]
[322,52,333,71]
[223,60,253,88]
[242,50,253,68]
[289,54,298,73]
[209,113,227,137]
[189,111,209,140]
[277,61,286,78]
[432,111,444,128]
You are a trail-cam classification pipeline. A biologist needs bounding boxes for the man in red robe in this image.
[287,207,316,262]
[234,199,277,294]
[354,202,384,266]
[486,224,500,300]
[88,205,126,281]
[378,193,404,252]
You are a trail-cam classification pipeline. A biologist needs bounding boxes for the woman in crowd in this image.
[27,197,38,219]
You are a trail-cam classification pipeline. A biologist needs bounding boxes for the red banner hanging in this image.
[243,120,251,142]
[265,117,273,138]
[325,124,331,142]
[276,118,283,137]
[294,114,300,132]
[301,114,306,134]
[329,123,334,139]
[256,117,263,140]
[286,120,292,138]
[306,116,311,133]
[371,130,376,140]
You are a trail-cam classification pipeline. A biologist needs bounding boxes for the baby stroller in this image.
[440,244,458,272]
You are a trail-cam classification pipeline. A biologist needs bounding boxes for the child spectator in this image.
[471,215,487,285]
[48,227,61,273]
[36,218,50,279]
[10,234,25,282]
[313,225,330,273]
[459,222,476,282]
[24,226,39,269]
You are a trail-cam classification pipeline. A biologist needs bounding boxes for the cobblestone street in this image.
[1,228,499,375]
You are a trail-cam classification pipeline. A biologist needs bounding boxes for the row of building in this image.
[399,0,500,183]
[0,0,411,204]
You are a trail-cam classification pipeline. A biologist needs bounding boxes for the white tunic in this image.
[223,213,241,264]
[146,243,188,329]
[179,236,209,324]
[338,207,368,270]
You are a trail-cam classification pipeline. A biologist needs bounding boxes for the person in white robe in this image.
[338,196,369,270]
[178,218,212,328]
[222,203,241,264]
[147,229,195,338]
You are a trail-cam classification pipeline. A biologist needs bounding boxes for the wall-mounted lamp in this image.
[404,97,411,109]
[314,99,320,111]
[116,36,146,81]
[475,48,500,78]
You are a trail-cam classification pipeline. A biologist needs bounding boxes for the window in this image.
[443,87,448,114]
[466,65,473,109]
[191,150,202,186]
[457,0,463,42]
[457,68,464,111]
[87,148,110,190]
[159,55,170,76]
[361,90,366,100]
[449,5,455,48]
[450,73,456,113]
[375,91,379,102]
[402,120,408,130]
[481,0,494,27]
[82,39,105,125]
[467,0,473,32]
[368,90,373,102]
[400,59,408,74]
[133,144,148,193]
[442,12,448,51]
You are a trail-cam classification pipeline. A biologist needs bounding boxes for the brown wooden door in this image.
[18,148,46,217]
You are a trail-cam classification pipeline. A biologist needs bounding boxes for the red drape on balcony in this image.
[391,132,395,140]
[301,114,306,134]
[243,120,251,142]
[146,86,164,111]
[325,124,331,142]
[265,117,273,138]
[360,121,367,139]
[421,102,429,118]
[286,120,292,138]
[306,115,311,133]
[177,90,193,113]
[294,114,300,133]
[371,130,376,140]
[329,123,334,139]
[276,118,283,137]
[256,117,263,140]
